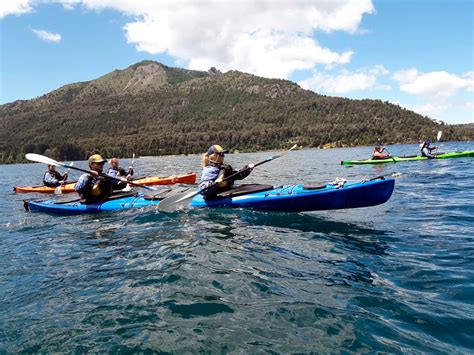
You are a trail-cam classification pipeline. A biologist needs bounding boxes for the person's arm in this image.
[106,169,125,186]
[74,174,89,193]
[233,164,254,180]
[215,164,254,185]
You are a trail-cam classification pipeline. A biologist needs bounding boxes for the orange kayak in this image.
[14,172,197,193]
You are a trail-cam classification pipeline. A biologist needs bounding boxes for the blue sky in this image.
[1,0,472,124]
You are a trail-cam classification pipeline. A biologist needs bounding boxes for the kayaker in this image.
[420,141,438,158]
[75,154,113,201]
[107,158,134,190]
[199,145,254,198]
[43,164,68,187]
[371,145,391,160]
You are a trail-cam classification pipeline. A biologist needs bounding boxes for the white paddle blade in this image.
[54,185,62,195]
[437,131,442,141]
[25,153,60,166]
[158,190,197,212]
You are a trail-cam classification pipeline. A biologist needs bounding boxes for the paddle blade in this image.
[437,131,442,141]
[158,189,197,212]
[54,185,62,195]
[25,153,60,166]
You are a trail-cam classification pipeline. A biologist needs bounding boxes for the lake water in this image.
[1,142,473,352]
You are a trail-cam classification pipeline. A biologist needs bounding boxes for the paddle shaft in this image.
[26,154,157,191]
[59,163,157,190]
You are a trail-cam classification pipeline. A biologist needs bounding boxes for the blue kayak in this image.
[189,178,395,212]
[24,192,162,216]
[25,178,394,215]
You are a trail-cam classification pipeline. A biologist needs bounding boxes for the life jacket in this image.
[43,170,62,187]
[80,176,113,201]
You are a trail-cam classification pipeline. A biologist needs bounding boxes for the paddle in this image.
[25,153,160,191]
[376,138,396,162]
[54,162,74,195]
[158,144,298,212]
[435,130,442,156]
[121,153,136,192]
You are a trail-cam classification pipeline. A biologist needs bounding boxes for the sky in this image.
[0,0,473,124]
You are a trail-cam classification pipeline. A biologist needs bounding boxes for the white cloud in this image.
[392,70,471,100]
[410,102,451,117]
[84,0,373,78]
[391,68,419,85]
[391,69,474,123]
[299,65,388,94]
[463,71,474,91]
[32,28,62,43]
[2,0,374,79]
[0,0,34,18]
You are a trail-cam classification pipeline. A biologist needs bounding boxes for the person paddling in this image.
[75,154,113,201]
[371,145,391,160]
[107,158,134,190]
[420,140,438,158]
[200,145,254,198]
[43,164,68,187]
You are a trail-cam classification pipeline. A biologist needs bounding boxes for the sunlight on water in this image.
[1,142,473,352]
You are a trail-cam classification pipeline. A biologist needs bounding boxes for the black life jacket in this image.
[43,170,62,187]
[80,176,113,201]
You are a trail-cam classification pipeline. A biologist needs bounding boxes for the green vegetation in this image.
[1,61,472,164]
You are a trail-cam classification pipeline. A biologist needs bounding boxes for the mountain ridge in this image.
[1,60,472,164]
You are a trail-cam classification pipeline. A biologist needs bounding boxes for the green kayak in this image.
[341,150,474,165]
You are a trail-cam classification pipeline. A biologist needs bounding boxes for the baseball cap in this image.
[207,145,228,155]
[88,154,107,164]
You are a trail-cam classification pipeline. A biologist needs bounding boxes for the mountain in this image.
[1,60,472,164]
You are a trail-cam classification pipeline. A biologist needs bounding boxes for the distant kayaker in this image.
[371,145,391,160]
[420,141,438,158]
[75,154,113,201]
[107,158,134,190]
[199,145,254,198]
[43,164,68,187]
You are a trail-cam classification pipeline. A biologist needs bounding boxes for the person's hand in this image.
[215,177,223,184]
[59,180,65,185]
[126,174,133,181]
[247,163,255,170]
[90,171,99,177]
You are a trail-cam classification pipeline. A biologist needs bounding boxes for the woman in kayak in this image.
[43,164,68,187]
[371,145,391,160]
[75,154,114,201]
[199,145,254,198]
[420,141,438,158]
[107,158,134,190]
